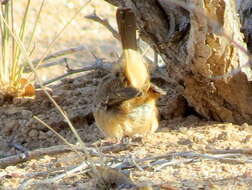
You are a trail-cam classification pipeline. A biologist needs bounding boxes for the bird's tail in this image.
[116,8,150,90]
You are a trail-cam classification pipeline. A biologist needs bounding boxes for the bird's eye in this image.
[115,72,120,78]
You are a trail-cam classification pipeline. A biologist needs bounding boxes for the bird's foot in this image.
[100,137,120,146]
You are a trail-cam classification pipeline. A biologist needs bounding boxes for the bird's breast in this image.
[94,98,158,139]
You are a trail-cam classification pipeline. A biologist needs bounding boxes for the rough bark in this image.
[104,0,252,124]
[238,0,252,52]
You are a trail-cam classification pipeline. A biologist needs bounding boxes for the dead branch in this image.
[32,45,87,65]
[41,60,113,86]
[207,148,252,155]
[153,158,195,171]
[35,58,103,70]
[0,145,76,168]
[85,10,120,40]
[24,46,89,72]
[0,143,129,168]
[113,151,252,170]
[24,168,66,178]
[178,152,250,164]
[18,161,90,190]
[36,57,69,68]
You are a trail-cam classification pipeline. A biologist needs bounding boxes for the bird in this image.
[93,8,165,141]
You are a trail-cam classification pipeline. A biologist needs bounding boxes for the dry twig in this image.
[18,161,90,190]
[32,45,87,65]
[113,151,252,170]
[85,10,120,40]
[207,148,252,155]
[11,148,252,189]
[0,143,129,168]
[41,59,113,86]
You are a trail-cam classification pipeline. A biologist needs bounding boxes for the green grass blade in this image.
[0,6,4,82]
[11,0,31,85]
[19,0,31,41]
[1,3,11,83]
[27,0,45,53]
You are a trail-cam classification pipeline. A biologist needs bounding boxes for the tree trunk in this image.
[238,0,252,52]
[104,0,252,124]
